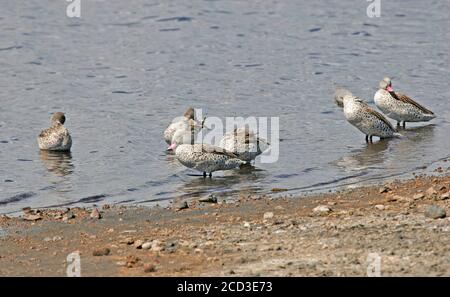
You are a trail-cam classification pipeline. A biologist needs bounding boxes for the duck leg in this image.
[203,172,207,178]
[369,135,373,143]
[403,121,406,128]
[209,172,212,178]
[397,121,400,126]
[365,135,369,143]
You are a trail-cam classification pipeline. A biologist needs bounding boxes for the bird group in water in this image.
[335,77,435,142]
[37,77,435,177]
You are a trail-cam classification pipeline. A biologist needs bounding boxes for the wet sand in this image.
[1,172,450,276]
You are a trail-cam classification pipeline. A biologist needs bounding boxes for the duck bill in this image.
[167,143,177,151]
[386,86,394,92]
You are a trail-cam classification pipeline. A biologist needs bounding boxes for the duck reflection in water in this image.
[335,139,392,171]
[335,124,436,172]
[176,165,266,198]
[39,150,74,177]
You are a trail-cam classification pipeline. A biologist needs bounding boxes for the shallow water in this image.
[1,0,449,214]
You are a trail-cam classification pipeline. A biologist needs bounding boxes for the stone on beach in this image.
[263,212,274,219]
[90,208,101,220]
[425,205,446,219]
[313,205,332,215]
[93,248,110,256]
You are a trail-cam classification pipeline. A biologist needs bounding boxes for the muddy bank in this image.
[1,174,450,276]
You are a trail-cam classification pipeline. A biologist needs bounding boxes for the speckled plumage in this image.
[219,127,268,162]
[374,77,435,125]
[343,95,399,140]
[163,107,200,144]
[175,144,246,175]
[37,112,72,151]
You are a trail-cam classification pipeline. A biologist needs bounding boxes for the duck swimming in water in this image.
[374,77,435,128]
[37,112,72,151]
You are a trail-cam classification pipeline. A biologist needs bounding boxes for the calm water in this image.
[1,0,449,214]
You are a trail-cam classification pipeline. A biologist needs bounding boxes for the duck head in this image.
[379,77,393,92]
[51,112,66,125]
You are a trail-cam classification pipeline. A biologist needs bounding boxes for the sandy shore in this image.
[1,172,450,276]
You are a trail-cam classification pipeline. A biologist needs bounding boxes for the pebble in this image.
[438,193,449,200]
[425,205,446,219]
[426,187,437,197]
[199,195,218,203]
[93,248,110,256]
[375,205,385,210]
[413,193,425,200]
[23,214,42,221]
[174,200,189,210]
[243,221,251,228]
[62,212,75,222]
[141,242,152,250]
[143,264,156,273]
[134,240,144,249]
[313,205,332,214]
[379,186,390,194]
[263,212,274,219]
[119,238,134,245]
[90,208,101,220]
[151,240,164,252]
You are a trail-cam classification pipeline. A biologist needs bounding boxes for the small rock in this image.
[425,205,446,219]
[327,201,337,206]
[438,193,449,200]
[243,221,251,228]
[125,255,140,268]
[374,204,385,210]
[379,186,390,194]
[174,200,189,210]
[386,196,398,202]
[151,240,164,252]
[116,261,127,267]
[54,214,62,220]
[313,205,332,214]
[134,240,144,249]
[93,248,110,256]
[438,185,447,191]
[22,207,32,214]
[90,208,101,220]
[413,193,425,200]
[199,195,218,203]
[141,242,152,250]
[119,237,134,245]
[23,214,42,221]
[263,212,274,219]
[62,212,75,222]
[102,204,111,210]
[426,187,437,197]
[143,264,156,273]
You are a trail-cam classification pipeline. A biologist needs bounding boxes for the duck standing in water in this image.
[169,124,246,177]
[163,107,202,145]
[37,112,72,151]
[343,95,401,142]
[219,127,269,163]
[374,77,435,128]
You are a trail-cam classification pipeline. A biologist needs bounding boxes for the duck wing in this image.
[200,144,239,159]
[392,92,434,115]
[363,105,396,131]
